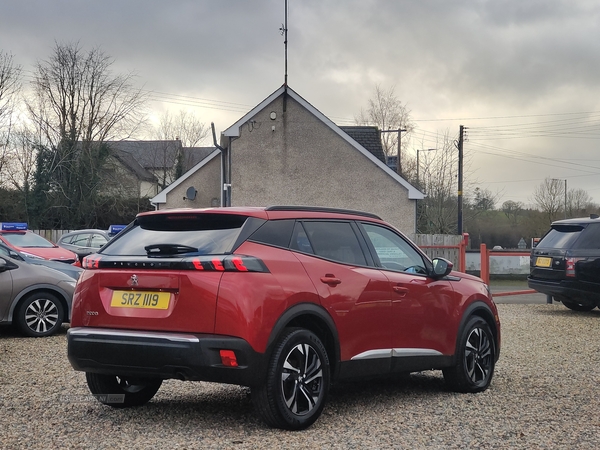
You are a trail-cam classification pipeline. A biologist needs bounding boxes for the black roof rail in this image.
[265,205,382,220]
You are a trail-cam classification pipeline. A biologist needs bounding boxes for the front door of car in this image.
[358,223,456,357]
[290,220,392,376]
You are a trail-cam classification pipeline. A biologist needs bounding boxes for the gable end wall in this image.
[230,96,416,233]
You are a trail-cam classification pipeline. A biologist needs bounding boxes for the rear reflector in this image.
[219,350,239,367]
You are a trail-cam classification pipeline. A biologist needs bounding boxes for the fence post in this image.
[459,233,469,273]
[480,243,489,285]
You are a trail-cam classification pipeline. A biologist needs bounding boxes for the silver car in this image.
[56,229,111,261]
[0,255,76,337]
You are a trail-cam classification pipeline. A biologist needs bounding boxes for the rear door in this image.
[291,220,392,373]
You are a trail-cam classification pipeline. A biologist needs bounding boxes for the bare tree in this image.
[0,51,22,185]
[2,125,39,222]
[416,131,458,233]
[152,110,210,182]
[0,51,21,132]
[567,188,594,217]
[25,42,148,228]
[355,85,414,173]
[532,178,565,223]
[154,110,209,147]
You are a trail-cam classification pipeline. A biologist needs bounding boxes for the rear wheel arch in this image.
[14,290,68,337]
[10,287,70,323]
[266,303,340,380]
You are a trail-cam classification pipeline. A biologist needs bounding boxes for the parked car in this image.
[67,206,501,430]
[0,222,77,264]
[57,229,111,261]
[528,214,600,311]
[0,242,83,280]
[0,254,76,337]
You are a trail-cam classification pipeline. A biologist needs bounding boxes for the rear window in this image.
[537,225,584,250]
[101,213,248,256]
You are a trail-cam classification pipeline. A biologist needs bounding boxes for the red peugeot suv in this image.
[67,206,500,430]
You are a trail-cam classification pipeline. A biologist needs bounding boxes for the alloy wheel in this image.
[464,326,492,385]
[25,299,59,334]
[280,343,324,416]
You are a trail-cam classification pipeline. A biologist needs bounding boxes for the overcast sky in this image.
[2,0,600,206]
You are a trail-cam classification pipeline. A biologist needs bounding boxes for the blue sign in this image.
[1,222,28,231]
[108,224,126,236]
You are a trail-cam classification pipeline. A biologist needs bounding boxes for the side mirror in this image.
[431,258,453,278]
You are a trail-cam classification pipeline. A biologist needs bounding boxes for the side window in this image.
[574,223,600,249]
[71,233,91,246]
[61,235,75,245]
[361,223,426,274]
[301,221,366,266]
[90,234,109,248]
[290,222,314,254]
[248,219,294,248]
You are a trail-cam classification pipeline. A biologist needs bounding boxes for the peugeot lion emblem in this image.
[129,274,138,286]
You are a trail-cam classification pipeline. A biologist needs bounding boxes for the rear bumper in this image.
[527,277,600,304]
[67,327,266,387]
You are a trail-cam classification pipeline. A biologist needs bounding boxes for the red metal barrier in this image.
[493,289,537,297]
[480,245,538,297]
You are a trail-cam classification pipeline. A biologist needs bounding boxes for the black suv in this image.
[528,215,600,311]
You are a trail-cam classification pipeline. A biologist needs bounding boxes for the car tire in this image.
[16,292,64,337]
[85,373,163,408]
[252,328,330,430]
[443,316,495,393]
[561,299,596,312]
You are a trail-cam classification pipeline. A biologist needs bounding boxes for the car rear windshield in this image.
[100,213,249,256]
[537,225,584,250]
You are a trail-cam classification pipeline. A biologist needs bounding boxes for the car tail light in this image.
[81,254,268,272]
[186,255,268,273]
[82,255,102,269]
[565,257,583,277]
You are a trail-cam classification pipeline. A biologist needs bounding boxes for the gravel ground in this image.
[1,303,600,449]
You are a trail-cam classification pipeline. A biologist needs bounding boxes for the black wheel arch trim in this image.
[454,300,500,363]
[266,302,341,380]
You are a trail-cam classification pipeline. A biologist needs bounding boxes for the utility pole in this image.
[564,179,567,219]
[457,125,466,235]
[381,128,407,175]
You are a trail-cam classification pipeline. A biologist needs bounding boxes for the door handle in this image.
[321,274,342,286]
[393,285,409,296]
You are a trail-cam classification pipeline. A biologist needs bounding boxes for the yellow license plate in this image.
[110,291,170,309]
[535,257,552,268]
